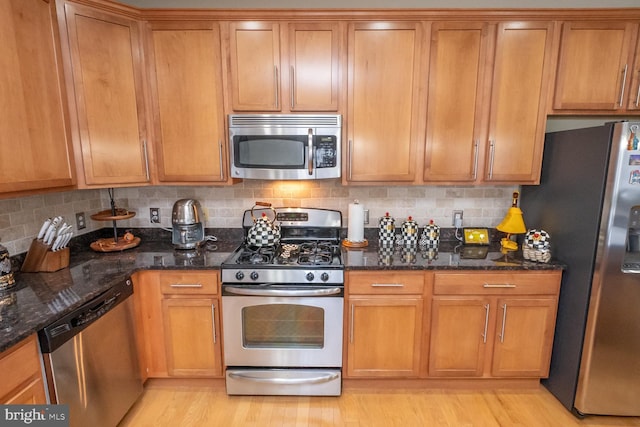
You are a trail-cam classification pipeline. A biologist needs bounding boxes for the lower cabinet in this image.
[428,271,560,378]
[133,270,223,379]
[0,335,47,404]
[345,271,427,378]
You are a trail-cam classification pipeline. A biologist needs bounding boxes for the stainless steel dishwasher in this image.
[38,278,143,427]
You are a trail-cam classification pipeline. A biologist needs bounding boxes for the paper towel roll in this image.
[348,202,365,242]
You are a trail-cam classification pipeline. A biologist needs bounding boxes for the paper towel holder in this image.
[343,200,369,248]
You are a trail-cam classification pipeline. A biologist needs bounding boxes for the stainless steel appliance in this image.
[38,279,142,427]
[520,121,640,417]
[221,207,344,396]
[228,114,341,180]
[172,199,205,249]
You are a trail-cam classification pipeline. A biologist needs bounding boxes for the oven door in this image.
[221,285,343,368]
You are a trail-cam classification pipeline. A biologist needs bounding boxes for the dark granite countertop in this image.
[0,228,564,353]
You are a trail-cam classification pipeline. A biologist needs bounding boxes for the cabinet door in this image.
[4,378,46,405]
[286,23,340,112]
[162,298,222,377]
[0,335,46,404]
[491,297,557,378]
[423,22,490,183]
[63,3,149,186]
[147,21,227,182]
[429,297,490,377]
[347,297,423,377]
[553,21,638,111]
[485,22,554,184]
[627,37,640,111]
[228,22,280,111]
[0,0,75,195]
[346,22,424,183]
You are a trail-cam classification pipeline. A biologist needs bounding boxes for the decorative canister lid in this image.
[0,243,15,292]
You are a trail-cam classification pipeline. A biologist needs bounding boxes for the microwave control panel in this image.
[315,136,337,168]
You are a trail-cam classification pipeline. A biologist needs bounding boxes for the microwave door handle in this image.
[308,128,314,176]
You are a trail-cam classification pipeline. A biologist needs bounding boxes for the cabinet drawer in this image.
[348,272,425,295]
[433,271,561,296]
[159,271,219,295]
[0,335,41,402]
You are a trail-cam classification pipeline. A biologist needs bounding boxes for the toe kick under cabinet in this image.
[428,271,561,379]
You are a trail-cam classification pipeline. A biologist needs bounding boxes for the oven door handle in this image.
[224,286,342,297]
[228,371,339,385]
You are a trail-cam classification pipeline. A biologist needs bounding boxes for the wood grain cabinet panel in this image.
[146,21,228,183]
[0,0,75,195]
[552,21,640,112]
[346,22,425,184]
[0,335,46,404]
[62,2,150,186]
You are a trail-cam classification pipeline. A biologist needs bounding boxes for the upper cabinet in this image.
[60,2,150,187]
[484,21,555,184]
[146,21,229,183]
[552,21,640,113]
[423,22,490,183]
[345,22,426,184]
[423,21,555,184]
[0,0,75,196]
[227,22,342,112]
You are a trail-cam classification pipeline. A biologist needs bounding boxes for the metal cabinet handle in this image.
[488,140,495,179]
[290,66,296,108]
[348,139,353,181]
[499,303,507,343]
[274,66,279,109]
[308,128,314,176]
[483,283,516,288]
[482,303,490,344]
[142,139,150,181]
[619,64,628,107]
[211,304,217,344]
[371,283,404,287]
[170,283,203,288]
[472,140,479,180]
[635,69,640,108]
[350,303,355,344]
[218,140,224,180]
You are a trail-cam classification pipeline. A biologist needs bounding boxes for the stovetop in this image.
[228,241,342,267]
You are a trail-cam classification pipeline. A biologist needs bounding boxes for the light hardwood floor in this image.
[120,380,640,427]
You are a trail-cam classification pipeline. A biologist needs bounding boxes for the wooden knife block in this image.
[21,239,70,273]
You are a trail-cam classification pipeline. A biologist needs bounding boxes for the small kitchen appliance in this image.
[172,199,205,249]
[221,207,344,396]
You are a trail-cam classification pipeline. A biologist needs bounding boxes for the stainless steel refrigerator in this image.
[520,121,640,417]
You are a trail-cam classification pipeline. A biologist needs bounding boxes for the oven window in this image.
[242,304,324,348]
[236,136,305,169]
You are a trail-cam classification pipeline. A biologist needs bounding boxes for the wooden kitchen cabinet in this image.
[345,271,426,378]
[227,21,341,112]
[428,271,560,378]
[345,22,426,184]
[60,2,150,187]
[133,270,223,379]
[552,21,640,113]
[0,0,75,196]
[146,21,228,183]
[423,22,491,183]
[0,335,47,404]
[483,21,555,183]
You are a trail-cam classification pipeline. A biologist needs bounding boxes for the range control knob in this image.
[235,271,245,280]
[250,271,259,281]
[320,272,330,282]
[306,272,315,282]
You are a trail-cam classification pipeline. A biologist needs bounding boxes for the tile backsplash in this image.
[0,181,517,255]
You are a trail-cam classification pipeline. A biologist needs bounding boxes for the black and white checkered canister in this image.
[379,213,396,247]
[524,229,550,250]
[419,220,440,249]
[401,217,419,246]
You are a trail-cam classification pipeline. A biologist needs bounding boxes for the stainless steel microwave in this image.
[228,114,341,180]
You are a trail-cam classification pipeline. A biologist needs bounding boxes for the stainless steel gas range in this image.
[221,207,344,396]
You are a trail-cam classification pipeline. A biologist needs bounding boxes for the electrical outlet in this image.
[452,210,464,228]
[363,209,370,225]
[75,212,86,230]
[150,208,160,224]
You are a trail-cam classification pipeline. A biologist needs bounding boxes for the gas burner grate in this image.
[298,253,332,265]
[237,247,275,265]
